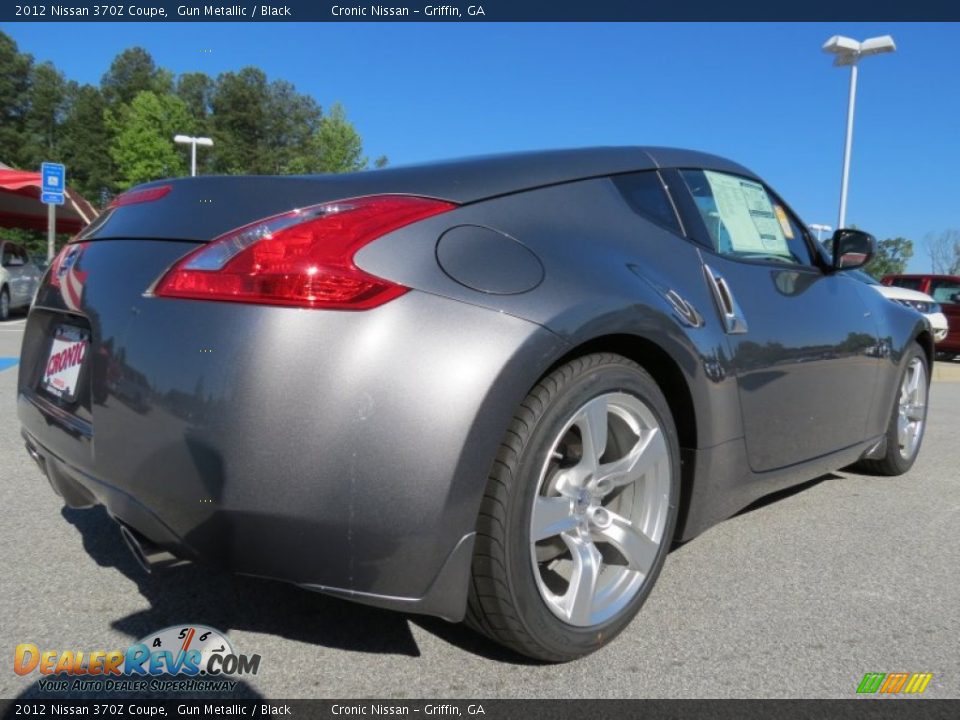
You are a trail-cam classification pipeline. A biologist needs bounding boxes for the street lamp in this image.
[809,223,833,242]
[173,134,214,177]
[823,34,896,230]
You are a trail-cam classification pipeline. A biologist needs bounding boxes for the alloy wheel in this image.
[529,392,671,627]
[897,357,927,460]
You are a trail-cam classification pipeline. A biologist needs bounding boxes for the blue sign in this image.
[41,162,65,204]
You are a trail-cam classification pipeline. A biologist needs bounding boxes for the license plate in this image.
[41,326,89,402]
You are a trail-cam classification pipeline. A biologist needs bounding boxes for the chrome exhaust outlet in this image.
[118,524,189,574]
[25,442,42,466]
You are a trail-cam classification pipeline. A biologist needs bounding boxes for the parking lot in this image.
[1,317,958,699]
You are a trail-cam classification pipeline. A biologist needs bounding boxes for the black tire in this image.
[0,286,10,321]
[466,353,680,662]
[852,342,929,476]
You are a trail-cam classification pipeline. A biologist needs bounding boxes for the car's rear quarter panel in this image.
[18,237,566,604]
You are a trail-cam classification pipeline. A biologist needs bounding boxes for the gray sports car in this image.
[18,148,931,661]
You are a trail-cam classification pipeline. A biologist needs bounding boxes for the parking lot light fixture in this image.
[822,34,896,230]
[173,134,214,177]
[809,223,833,242]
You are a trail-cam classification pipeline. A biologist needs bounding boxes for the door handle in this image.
[703,264,748,334]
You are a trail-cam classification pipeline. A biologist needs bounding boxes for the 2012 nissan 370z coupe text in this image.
[18,148,932,661]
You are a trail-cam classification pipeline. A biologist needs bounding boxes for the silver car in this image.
[0,240,42,320]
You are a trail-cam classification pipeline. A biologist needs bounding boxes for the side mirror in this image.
[831,229,876,271]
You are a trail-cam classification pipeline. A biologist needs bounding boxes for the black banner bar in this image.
[3,0,960,22]
[3,700,960,720]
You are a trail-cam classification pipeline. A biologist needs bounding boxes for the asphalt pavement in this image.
[1,318,958,699]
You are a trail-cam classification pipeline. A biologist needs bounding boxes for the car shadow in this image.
[732,472,842,518]
[55,473,847,671]
[668,473,842,556]
[55,506,544,669]
[59,506,423,657]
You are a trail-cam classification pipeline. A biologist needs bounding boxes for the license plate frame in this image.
[40,325,90,403]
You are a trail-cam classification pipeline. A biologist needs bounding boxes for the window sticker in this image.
[703,171,791,256]
[774,204,794,239]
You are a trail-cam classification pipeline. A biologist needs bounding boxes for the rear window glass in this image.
[930,279,960,304]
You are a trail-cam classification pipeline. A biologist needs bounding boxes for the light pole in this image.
[822,34,896,230]
[173,134,214,177]
[809,223,833,242]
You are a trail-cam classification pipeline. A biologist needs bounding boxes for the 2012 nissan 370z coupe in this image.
[18,148,932,661]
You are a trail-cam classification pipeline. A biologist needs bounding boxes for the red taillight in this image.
[153,195,455,310]
[108,184,172,208]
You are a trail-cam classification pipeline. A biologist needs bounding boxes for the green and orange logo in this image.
[857,672,933,695]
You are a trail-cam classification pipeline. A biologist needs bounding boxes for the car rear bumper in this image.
[18,264,565,620]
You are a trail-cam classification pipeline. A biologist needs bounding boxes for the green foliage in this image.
[100,47,173,107]
[210,67,272,174]
[107,91,192,189]
[863,237,913,280]
[0,33,34,167]
[313,102,369,173]
[0,29,387,213]
[60,85,114,202]
[21,62,71,168]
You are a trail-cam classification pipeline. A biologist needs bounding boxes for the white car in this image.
[848,269,949,342]
[0,240,43,321]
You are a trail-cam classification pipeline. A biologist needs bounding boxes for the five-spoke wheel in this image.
[852,342,929,476]
[530,392,671,627]
[467,353,679,661]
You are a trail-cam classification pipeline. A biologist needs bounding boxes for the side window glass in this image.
[0,244,11,265]
[679,169,811,266]
[613,171,683,235]
[930,279,960,304]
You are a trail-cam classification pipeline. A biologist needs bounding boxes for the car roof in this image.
[97,147,761,242]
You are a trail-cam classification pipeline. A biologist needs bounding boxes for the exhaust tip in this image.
[119,524,153,574]
[117,523,190,574]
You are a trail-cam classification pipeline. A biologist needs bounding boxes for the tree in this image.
[312,102,371,173]
[925,229,960,275]
[264,79,321,174]
[107,91,192,189]
[0,32,33,166]
[863,237,913,280]
[210,68,272,174]
[176,71,214,122]
[101,47,172,108]
[0,31,385,203]
[60,84,115,201]
[21,62,71,168]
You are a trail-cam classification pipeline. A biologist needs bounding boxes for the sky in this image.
[5,21,959,271]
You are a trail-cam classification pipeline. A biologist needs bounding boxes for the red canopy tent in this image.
[0,168,99,234]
